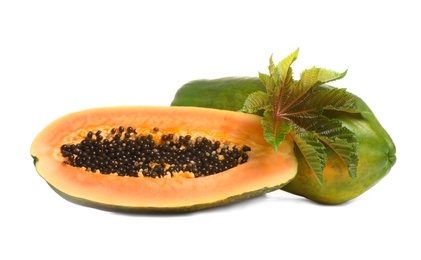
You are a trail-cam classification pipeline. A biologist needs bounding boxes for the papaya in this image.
[171,77,396,204]
[30,106,297,212]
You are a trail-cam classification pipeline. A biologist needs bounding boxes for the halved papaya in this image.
[31,106,297,212]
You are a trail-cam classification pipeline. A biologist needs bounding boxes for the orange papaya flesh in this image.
[31,106,297,212]
[171,77,396,204]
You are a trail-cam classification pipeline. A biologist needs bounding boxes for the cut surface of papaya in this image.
[31,106,297,212]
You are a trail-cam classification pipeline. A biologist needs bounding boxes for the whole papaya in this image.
[171,77,396,204]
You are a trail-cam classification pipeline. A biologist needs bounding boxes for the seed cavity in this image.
[60,126,251,178]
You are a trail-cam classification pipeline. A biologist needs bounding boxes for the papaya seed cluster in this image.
[60,126,251,178]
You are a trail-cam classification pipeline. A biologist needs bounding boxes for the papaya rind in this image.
[171,77,265,111]
[47,182,290,213]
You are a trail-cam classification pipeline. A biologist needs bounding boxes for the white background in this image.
[1,1,419,259]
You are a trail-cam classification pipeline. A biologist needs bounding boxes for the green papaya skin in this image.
[171,77,265,111]
[171,77,396,204]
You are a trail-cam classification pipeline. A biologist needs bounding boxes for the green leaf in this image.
[290,127,326,184]
[320,136,359,179]
[312,87,358,112]
[281,68,348,113]
[240,91,270,113]
[277,48,299,86]
[268,55,279,86]
[241,48,360,183]
[314,117,359,178]
[290,114,359,179]
[261,110,293,152]
[298,67,347,91]
[258,72,276,96]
